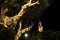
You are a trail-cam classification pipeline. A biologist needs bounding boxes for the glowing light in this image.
[38,21,42,26]
[38,21,43,32]
[6,8,8,11]
[38,26,43,32]
[24,33,28,38]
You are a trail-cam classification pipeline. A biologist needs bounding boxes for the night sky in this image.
[40,0,59,31]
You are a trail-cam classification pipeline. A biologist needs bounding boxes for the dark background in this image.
[40,0,59,31]
[30,0,59,32]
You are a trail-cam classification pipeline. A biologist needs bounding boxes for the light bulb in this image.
[24,33,28,38]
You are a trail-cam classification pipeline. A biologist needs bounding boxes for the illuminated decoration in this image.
[0,0,39,40]
[0,0,39,29]
[14,0,39,40]
[38,21,43,32]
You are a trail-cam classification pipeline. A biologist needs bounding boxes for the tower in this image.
[38,21,43,32]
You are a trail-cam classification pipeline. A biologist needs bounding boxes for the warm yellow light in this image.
[38,26,43,32]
